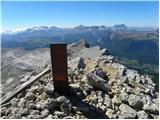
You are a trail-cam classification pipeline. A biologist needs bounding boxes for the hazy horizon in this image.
[1,24,158,33]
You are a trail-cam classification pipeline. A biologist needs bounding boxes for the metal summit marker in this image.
[50,43,70,94]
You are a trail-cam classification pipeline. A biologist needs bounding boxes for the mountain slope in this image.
[0,40,159,119]
[1,25,158,66]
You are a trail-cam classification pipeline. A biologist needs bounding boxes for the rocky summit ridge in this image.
[0,40,159,119]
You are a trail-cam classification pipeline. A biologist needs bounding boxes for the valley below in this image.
[0,25,159,119]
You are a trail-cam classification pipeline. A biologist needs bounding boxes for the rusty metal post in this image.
[50,43,70,94]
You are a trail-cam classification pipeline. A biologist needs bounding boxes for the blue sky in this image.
[1,1,159,31]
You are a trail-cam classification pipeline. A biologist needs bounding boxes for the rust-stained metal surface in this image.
[50,44,70,94]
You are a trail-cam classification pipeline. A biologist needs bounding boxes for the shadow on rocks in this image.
[64,86,109,119]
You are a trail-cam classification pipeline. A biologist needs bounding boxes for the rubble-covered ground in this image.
[0,40,159,119]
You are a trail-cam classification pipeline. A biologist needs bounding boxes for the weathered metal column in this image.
[50,43,70,94]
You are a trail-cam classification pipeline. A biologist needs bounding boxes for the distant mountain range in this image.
[2,24,157,35]
[1,24,159,65]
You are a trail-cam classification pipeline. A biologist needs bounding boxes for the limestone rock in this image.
[92,68,108,80]
[18,98,26,108]
[119,91,129,103]
[56,96,69,104]
[105,108,117,119]
[40,109,49,118]
[99,55,114,64]
[68,57,86,71]
[112,95,122,106]
[37,92,48,100]
[0,107,7,116]
[60,101,72,114]
[45,83,54,94]
[78,57,86,69]
[20,108,29,116]
[25,92,36,101]
[143,104,159,115]
[30,110,40,115]
[103,94,112,108]
[128,94,143,109]
[54,111,66,117]
[119,104,137,119]
[30,86,39,93]
[26,102,36,110]
[87,73,111,92]
[126,69,138,81]
[137,110,149,119]
[47,99,59,110]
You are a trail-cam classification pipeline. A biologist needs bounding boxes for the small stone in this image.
[33,115,41,119]
[137,110,149,119]
[22,117,26,119]
[0,107,7,116]
[72,106,89,113]
[105,108,117,119]
[103,94,111,108]
[63,116,75,119]
[54,111,66,117]
[101,105,107,111]
[47,99,59,110]
[119,91,129,103]
[68,57,86,71]
[117,68,127,77]
[12,107,19,115]
[143,103,159,115]
[119,103,137,119]
[126,69,137,81]
[26,102,36,110]
[128,80,136,88]
[81,84,94,94]
[82,90,88,97]
[40,100,48,109]
[5,108,12,116]
[112,95,122,106]
[128,94,143,109]
[60,101,72,114]
[124,85,133,94]
[30,86,39,93]
[36,104,41,110]
[45,83,54,94]
[9,115,16,119]
[25,92,36,101]
[37,92,48,100]
[99,55,114,63]
[77,57,86,69]
[56,96,68,104]
[18,98,26,108]
[20,75,30,83]
[135,75,141,84]
[20,108,29,116]
[46,114,53,119]
[1,116,6,119]
[92,68,108,80]
[11,98,18,107]
[30,110,40,115]
[40,109,49,118]
[87,73,111,93]
[120,76,129,84]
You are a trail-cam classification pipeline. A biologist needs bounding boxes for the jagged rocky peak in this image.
[78,39,90,48]
[0,40,159,119]
[68,39,110,61]
[68,39,89,48]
